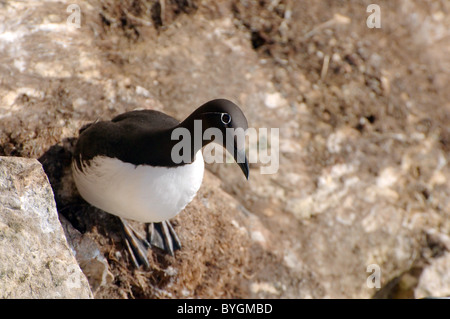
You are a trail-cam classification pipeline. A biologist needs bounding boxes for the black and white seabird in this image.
[72,99,249,267]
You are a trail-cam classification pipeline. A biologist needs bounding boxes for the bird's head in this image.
[184,99,249,180]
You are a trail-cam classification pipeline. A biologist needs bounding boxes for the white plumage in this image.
[72,150,205,223]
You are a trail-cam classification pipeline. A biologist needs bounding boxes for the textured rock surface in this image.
[415,253,450,298]
[415,231,450,298]
[0,156,92,298]
[0,0,449,298]
[60,214,114,293]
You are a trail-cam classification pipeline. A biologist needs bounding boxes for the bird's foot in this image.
[148,220,181,257]
[120,218,181,268]
[120,217,150,268]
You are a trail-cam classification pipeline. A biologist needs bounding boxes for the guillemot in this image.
[72,99,249,267]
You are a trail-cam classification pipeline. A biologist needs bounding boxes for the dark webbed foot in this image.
[120,218,182,268]
[120,218,150,268]
[148,220,181,256]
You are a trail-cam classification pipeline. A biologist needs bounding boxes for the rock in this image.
[0,0,449,299]
[415,253,450,298]
[59,215,114,293]
[264,92,288,109]
[0,157,92,298]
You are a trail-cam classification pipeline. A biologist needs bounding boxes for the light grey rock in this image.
[415,243,450,299]
[0,156,92,298]
[60,214,114,293]
[0,0,448,299]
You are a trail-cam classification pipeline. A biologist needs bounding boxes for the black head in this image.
[179,99,249,179]
[193,99,248,132]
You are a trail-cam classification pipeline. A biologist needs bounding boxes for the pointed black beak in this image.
[225,130,249,180]
[234,144,249,180]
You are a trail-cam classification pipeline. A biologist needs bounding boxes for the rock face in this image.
[59,214,114,293]
[0,156,92,298]
[0,0,449,298]
[415,253,450,299]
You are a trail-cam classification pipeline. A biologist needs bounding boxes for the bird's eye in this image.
[221,113,231,125]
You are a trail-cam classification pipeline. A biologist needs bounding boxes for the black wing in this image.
[111,109,180,132]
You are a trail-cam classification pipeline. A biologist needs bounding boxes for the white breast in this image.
[72,151,205,223]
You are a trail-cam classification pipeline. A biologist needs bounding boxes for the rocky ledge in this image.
[0,156,92,298]
[0,0,449,298]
